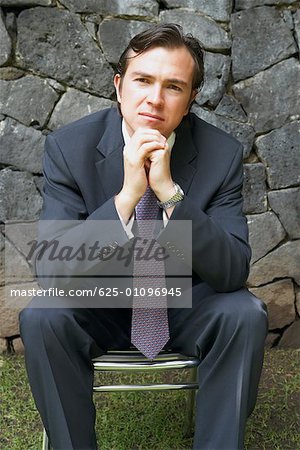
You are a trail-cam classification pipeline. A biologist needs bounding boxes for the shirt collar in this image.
[122,120,176,151]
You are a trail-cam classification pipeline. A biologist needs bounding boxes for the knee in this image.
[19,299,72,345]
[215,289,268,337]
[239,290,268,331]
[19,306,41,343]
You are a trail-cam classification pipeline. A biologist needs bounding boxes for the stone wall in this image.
[0,0,299,352]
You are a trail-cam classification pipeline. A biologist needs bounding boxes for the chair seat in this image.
[93,349,200,371]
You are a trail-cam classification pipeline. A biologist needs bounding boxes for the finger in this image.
[134,127,166,138]
[133,128,166,145]
[139,141,167,156]
[147,149,166,160]
[124,142,166,166]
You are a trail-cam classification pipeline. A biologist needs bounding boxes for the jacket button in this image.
[97,247,112,260]
[109,241,118,250]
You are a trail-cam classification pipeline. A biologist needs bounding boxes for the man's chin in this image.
[137,122,166,135]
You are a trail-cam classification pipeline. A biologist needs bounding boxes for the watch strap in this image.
[157,183,184,209]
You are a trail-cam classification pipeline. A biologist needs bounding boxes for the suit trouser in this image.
[19,283,268,450]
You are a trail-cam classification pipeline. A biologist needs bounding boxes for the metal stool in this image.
[42,349,200,450]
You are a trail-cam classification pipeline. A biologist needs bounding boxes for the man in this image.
[20,24,268,449]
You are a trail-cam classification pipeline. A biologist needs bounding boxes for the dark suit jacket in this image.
[36,107,250,297]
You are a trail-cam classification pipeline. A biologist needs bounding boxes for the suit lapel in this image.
[170,116,198,195]
[95,109,125,200]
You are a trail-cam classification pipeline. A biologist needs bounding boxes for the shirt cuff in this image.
[163,209,169,227]
[115,204,135,239]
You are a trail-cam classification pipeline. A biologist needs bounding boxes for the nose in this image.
[146,84,164,107]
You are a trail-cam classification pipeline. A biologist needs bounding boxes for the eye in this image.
[168,84,182,92]
[135,78,149,84]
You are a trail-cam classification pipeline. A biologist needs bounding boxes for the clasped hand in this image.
[115,128,175,223]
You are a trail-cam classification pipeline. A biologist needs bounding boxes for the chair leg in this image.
[183,367,198,437]
[42,427,51,450]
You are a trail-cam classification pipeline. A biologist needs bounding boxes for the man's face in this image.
[114,46,197,138]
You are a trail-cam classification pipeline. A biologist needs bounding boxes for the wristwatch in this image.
[157,182,184,209]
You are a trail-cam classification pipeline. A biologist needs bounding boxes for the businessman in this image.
[20,24,268,449]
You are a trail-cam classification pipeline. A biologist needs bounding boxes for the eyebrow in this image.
[131,71,189,88]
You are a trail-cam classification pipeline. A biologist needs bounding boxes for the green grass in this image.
[0,350,299,449]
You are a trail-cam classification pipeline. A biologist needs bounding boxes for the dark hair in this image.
[116,23,204,91]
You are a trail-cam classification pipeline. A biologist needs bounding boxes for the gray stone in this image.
[215,95,247,123]
[46,79,65,94]
[60,0,159,17]
[293,9,300,54]
[0,283,39,332]
[0,0,52,4]
[16,7,114,97]
[160,0,232,22]
[85,14,102,25]
[242,164,267,214]
[256,121,300,189]
[0,283,39,337]
[248,240,300,286]
[233,58,300,133]
[1,225,36,340]
[268,188,300,239]
[3,238,33,286]
[265,332,280,348]
[283,10,294,31]
[296,288,300,316]
[10,337,25,355]
[0,67,24,80]
[159,10,231,51]
[235,0,296,10]
[0,118,44,173]
[0,75,59,128]
[4,219,38,265]
[0,9,11,66]
[278,321,300,349]
[0,337,7,353]
[83,20,96,41]
[0,232,4,286]
[34,176,44,194]
[231,7,296,81]
[249,280,295,330]
[0,169,42,221]
[5,12,16,39]
[196,53,230,107]
[192,106,255,158]
[98,19,150,64]
[11,337,24,353]
[49,88,114,130]
[247,212,286,263]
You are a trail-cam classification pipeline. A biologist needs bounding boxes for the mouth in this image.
[139,112,164,121]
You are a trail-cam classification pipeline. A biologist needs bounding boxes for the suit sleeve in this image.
[157,144,251,292]
[34,134,131,290]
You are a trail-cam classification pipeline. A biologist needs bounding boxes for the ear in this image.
[184,89,198,115]
[114,74,122,103]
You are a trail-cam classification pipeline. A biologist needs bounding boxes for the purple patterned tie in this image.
[131,185,170,359]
